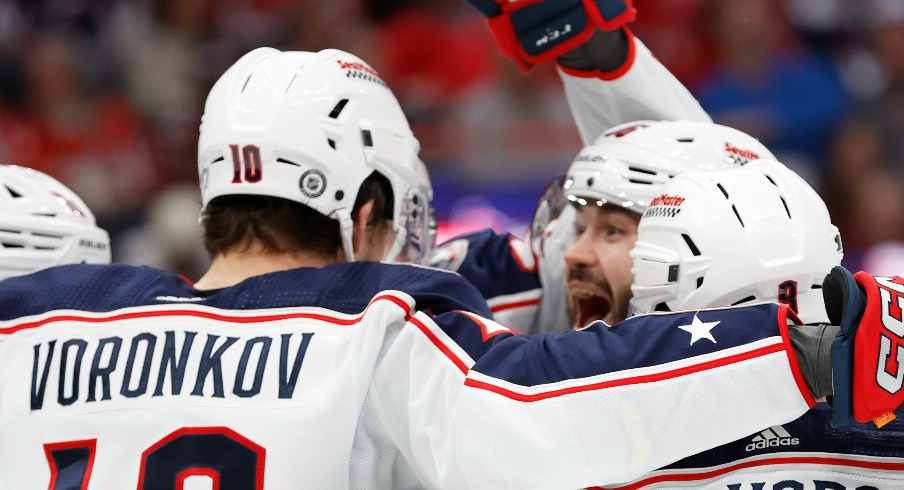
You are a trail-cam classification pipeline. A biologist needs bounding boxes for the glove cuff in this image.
[486,0,636,72]
[556,27,635,80]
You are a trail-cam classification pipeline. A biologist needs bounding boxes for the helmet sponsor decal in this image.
[643,194,686,219]
[300,169,327,198]
[724,142,760,165]
[573,153,607,163]
[337,59,387,87]
[78,239,108,251]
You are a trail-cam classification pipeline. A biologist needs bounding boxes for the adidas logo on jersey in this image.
[744,425,800,452]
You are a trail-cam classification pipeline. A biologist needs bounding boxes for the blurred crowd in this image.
[0,0,901,279]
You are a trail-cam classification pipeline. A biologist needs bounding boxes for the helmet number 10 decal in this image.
[230,145,263,184]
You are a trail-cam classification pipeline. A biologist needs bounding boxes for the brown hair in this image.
[201,171,393,259]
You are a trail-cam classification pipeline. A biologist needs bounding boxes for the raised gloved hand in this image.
[461,0,636,73]
[823,266,904,427]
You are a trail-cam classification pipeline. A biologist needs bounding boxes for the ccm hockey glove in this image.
[462,0,636,72]
[823,266,904,427]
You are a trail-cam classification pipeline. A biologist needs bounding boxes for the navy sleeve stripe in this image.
[0,293,413,334]
[464,340,786,402]
[596,454,904,490]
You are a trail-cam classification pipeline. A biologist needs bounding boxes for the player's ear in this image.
[351,199,376,255]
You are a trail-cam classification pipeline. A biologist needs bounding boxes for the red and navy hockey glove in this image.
[462,0,636,72]
[824,266,904,427]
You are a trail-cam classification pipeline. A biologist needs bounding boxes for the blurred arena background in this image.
[0,0,901,279]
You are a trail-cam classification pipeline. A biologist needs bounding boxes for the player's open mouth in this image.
[569,285,611,329]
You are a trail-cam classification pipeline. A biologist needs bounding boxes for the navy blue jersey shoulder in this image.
[471,304,783,386]
[0,262,491,320]
[436,229,540,300]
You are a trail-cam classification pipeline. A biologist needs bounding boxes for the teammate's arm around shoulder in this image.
[370,293,818,488]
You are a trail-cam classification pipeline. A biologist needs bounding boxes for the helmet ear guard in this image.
[630,159,843,324]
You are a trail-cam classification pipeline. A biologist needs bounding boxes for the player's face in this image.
[563,204,639,329]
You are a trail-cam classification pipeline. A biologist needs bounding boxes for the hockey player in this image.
[0,47,897,489]
[616,159,904,488]
[0,164,110,279]
[560,121,777,330]
[430,0,772,334]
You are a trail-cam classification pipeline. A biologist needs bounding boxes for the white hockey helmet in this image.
[562,120,776,212]
[630,159,843,324]
[198,47,434,263]
[0,165,110,280]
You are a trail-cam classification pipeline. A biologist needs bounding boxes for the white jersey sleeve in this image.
[561,34,712,146]
[372,303,814,489]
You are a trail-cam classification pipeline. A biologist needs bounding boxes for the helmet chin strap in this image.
[332,208,356,262]
[382,223,406,263]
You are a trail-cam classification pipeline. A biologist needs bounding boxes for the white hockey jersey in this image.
[0,262,814,489]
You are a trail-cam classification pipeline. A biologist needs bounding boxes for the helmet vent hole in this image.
[696,276,705,288]
[628,166,657,176]
[241,74,253,93]
[362,130,373,147]
[327,139,336,149]
[732,205,744,227]
[329,99,349,119]
[0,228,19,234]
[765,175,778,186]
[211,156,225,164]
[655,302,671,312]
[780,196,791,219]
[675,138,694,143]
[276,158,300,167]
[668,264,679,282]
[681,233,701,256]
[1,242,23,248]
[811,283,822,290]
[716,183,729,199]
[4,185,22,198]
[731,295,756,306]
[629,178,654,185]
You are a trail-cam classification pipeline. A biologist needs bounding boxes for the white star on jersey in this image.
[679,314,720,345]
